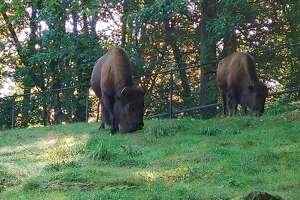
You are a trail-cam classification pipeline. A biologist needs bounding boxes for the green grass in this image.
[0,103,299,200]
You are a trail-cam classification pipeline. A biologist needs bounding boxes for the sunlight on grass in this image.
[137,170,158,182]
[0,132,89,179]
[160,164,191,183]
[0,103,300,200]
[39,134,88,164]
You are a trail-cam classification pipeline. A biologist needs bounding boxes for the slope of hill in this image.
[0,103,299,200]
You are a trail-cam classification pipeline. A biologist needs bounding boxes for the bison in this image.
[216,52,268,116]
[90,47,144,133]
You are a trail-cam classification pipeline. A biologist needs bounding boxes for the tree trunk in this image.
[1,4,39,127]
[91,12,99,37]
[199,0,218,118]
[121,0,129,47]
[223,32,237,57]
[21,88,31,127]
[163,19,191,105]
[72,11,79,34]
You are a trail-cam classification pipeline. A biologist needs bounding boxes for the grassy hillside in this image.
[0,103,299,200]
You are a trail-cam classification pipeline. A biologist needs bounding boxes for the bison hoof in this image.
[99,123,105,130]
[110,129,117,135]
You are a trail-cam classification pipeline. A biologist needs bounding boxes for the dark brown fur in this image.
[90,47,144,133]
[217,52,268,115]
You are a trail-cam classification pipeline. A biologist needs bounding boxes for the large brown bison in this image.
[90,47,144,133]
[217,52,268,116]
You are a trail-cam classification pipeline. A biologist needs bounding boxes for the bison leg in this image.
[99,123,105,129]
[99,111,106,130]
[102,95,117,134]
[99,99,111,129]
[221,93,227,116]
[241,105,247,115]
[98,100,105,129]
[227,91,238,116]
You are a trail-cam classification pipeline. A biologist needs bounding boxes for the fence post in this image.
[11,96,15,129]
[169,71,173,118]
[85,92,89,123]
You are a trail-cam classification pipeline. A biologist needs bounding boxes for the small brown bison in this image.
[217,52,268,116]
[90,47,144,133]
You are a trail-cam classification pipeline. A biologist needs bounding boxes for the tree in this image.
[0,0,299,129]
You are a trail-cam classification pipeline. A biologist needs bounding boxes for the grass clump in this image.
[120,144,143,158]
[43,137,84,166]
[84,134,146,167]
[200,127,223,136]
[44,161,81,172]
[86,138,111,161]
[199,126,241,136]
[144,120,185,143]
[57,171,88,183]
[22,179,42,191]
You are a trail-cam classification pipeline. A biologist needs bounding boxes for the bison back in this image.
[217,52,258,91]
[100,47,134,96]
[91,55,109,98]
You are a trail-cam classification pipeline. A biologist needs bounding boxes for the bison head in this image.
[114,85,145,133]
[248,81,268,115]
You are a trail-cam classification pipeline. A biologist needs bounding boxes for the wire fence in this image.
[0,86,93,129]
[1,77,299,130]
[1,43,300,129]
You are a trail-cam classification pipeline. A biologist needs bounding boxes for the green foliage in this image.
[208,0,257,40]
[1,0,300,127]
[135,0,188,22]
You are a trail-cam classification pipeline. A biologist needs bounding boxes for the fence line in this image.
[146,86,300,119]
[1,43,300,129]
[1,81,299,129]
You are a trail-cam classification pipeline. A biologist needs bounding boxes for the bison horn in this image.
[120,87,128,96]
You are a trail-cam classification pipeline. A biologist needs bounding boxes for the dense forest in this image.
[0,0,299,128]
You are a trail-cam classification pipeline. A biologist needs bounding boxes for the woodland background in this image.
[0,0,299,129]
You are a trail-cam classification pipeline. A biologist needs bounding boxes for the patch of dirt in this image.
[244,192,284,200]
